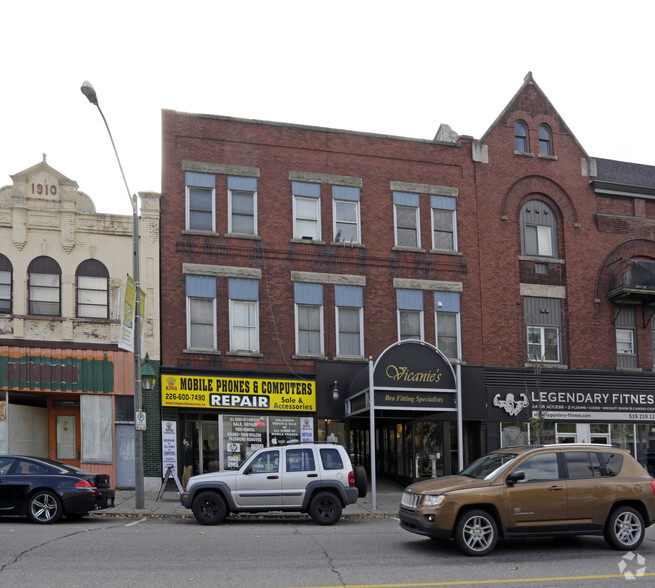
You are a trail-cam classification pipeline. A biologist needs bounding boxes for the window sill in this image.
[392,246,426,253]
[616,366,642,372]
[292,354,328,360]
[538,154,557,161]
[331,241,365,248]
[332,356,367,363]
[290,238,326,245]
[183,348,221,356]
[514,151,534,157]
[524,362,568,369]
[430,249,462,256]
[519,255,565,264]
[182,230,220,237]
[226,350,263,358]
[225,233,261,241]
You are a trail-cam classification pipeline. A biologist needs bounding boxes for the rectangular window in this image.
[335,285,364,357]
[0,270,11,313]
[527,326,560,362]
[186,275,217,350]
[77,276,108,318]
[397,289,423,341]
[81,394,113,463]
[185,172,215,231]
[293,181,321,240]
[431,196,457,251]
[229,278,259,352]
[435,291,461,360]
[332,186,360,244]
[616,329,634,355]
[394,192,420,248]
[525,225,552,256]
[286,448,316,472]
[294,283,324,356]
[228,176,257,235]
[29,272,60,316]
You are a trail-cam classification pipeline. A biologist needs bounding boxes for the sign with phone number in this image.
[161,374,316,412]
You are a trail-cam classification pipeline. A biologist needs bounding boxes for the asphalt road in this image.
[1,514,655,587]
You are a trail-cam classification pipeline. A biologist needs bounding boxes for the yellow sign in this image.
[161,374,316,412]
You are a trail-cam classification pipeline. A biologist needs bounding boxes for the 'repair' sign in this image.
[161,374,316,412]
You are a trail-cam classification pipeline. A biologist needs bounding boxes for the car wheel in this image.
[28,490,63,524]
[192,491,227,525]
[604,506,645,550]
[454,509,498,556]
[354,465,368,498]
[309,491,342,525]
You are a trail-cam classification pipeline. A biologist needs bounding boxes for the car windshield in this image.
[458,452,519,479]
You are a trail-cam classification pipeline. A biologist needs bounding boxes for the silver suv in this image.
[181,443,367,525]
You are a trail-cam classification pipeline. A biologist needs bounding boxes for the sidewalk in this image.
[97,478,405,519]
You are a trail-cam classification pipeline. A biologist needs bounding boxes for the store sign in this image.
[374,390,456,409]
[161,374,316,412]
[530,390,655,421]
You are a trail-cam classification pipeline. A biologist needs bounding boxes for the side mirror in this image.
[243,465,253,475]
[506,471,525,485]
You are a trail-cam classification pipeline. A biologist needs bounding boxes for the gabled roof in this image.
[480,72,589,159]
[10,155,79,188]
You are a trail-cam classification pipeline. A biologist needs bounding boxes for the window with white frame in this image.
[186,275,217,350]
[186,172,216,231]
[28,256,61,316]
[521,200,557,257]
[616,305,637,368]
[0,254,12,314]
[335,285,364,357]
[431,195,457,251]
[229,278,259,352]
[393,191,420,248]
[616,329,634,355]
[524,296,562,363]
[332,186,360,244]
[434,291,461,359]
[76,259,109,319]
[228,176,257,235]
[397,289,423,341]
[293,181,321,240]
[294,282,324,356]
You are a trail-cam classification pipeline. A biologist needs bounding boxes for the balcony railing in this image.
[609,259,655,304]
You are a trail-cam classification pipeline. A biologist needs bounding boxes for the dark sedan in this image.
[0,455,115,523]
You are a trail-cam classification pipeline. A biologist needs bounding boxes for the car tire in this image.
[454,509,498,556]
[354,465,368,498]
[192,491,228,525]
[27,490,63,524]
[309,491,342,525]
[604,506,645,550]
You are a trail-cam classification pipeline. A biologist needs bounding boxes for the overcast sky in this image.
[2,1,653,216]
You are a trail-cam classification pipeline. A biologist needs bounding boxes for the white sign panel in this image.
[162,421,178,476]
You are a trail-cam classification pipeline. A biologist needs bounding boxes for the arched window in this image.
[515,121,530,153]
[76,259,109,319]
[28,256,61,316]
[539,124,553,156]
[0,254,12,314]
[520,200,557,257]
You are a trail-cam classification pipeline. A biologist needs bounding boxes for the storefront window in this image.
[414,421,444,478]
[636,423,655,476]
[611,423,636,456]
[556,422,576,443]
[222,415,267,469]
[81,394,112,463]
[500,422,529,447]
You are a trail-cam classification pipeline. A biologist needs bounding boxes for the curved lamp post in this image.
[80,81,145,509]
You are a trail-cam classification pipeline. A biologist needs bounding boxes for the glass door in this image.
[49,406,80,467]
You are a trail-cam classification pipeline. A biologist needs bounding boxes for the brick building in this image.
[0,157,161,488]
[160,73,655,483]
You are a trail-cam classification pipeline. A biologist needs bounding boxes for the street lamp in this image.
[80,81,145,509]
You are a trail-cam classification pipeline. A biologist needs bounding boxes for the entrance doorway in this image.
[49,402,80,467]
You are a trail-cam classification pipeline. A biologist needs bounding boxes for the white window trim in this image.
[228,188,258,236]
[294,303,324,356]
[397,309,424,342]
[293,195,321,240]
[186,185,216,232]
[616,328,635,355]
[435,310,462,360]
[229,299,259,353]
[527,325,560,363]
[335,306,364,358]
[431,208,458,251]
[393,203,421,248]
[332,198,361,244]
[186,296,217,350]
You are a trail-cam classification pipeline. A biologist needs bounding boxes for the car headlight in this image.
[421,494,446,507]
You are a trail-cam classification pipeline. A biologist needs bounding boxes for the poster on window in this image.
[222,415,267,469]
[270,417,301,446]
[162,421,178,475]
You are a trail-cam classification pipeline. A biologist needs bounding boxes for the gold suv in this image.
[399,444,655,556]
